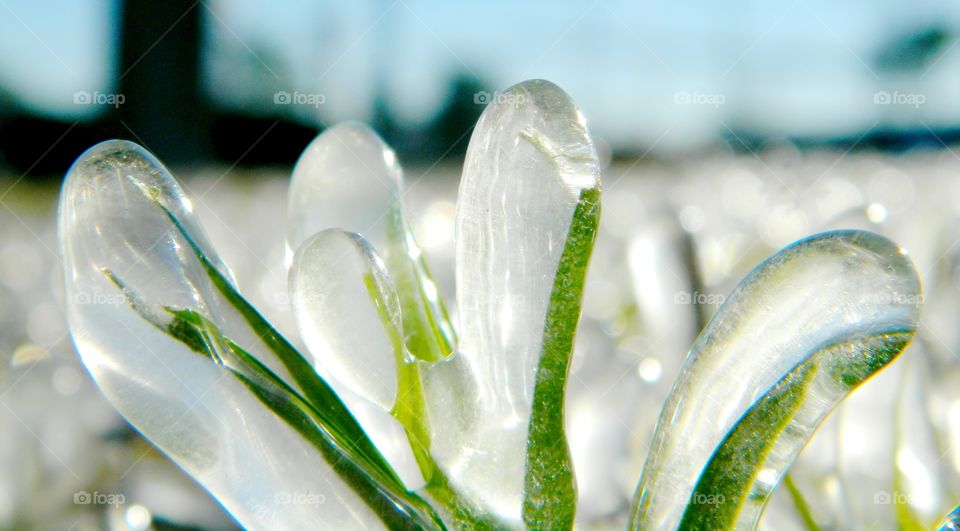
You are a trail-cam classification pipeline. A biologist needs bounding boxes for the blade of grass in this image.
[107,270,444,529]
[676,331,912,530]
[154,197,405,490]
[363,248,504,529]
[123,182,449,527]
[678,360,816,530]
[385,215,457,363]
[171,308,441,529]
[522,185,600,530]
[783,474,822,531]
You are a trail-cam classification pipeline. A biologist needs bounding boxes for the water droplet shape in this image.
[60,140,438,530]
[289,229,403,411]
[286,122,454,362]
[631,230,920,530]
[424,79,600,525]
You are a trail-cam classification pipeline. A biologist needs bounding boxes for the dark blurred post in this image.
[118,0,208,164]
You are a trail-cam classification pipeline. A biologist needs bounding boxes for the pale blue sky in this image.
[2,0,959,152]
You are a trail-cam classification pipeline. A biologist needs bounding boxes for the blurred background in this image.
[2,0,960,529]
[3,0,960,171]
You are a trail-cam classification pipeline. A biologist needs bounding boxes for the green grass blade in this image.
[157,202,406,489]
[384,213,457,362]
[364,239,499,528]
[522,186,600,530]
[155,303,445,529]
[676,331,912,531]
[783,474,822,531]
[678,361,815,530]
[128,191,451,527]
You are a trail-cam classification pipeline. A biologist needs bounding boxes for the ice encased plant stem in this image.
[59,141,442,530]
[289,230,405,412]
[282,80,601,528]
[286,122,455,364]
[632,230,920,530]
[422,79,600,527]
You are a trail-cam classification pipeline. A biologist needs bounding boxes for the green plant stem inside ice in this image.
[112,189,446,529]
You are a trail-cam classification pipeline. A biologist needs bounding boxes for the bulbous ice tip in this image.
[61,139,191,221]
[289,229,403,412]
[62,140,168,203]
[286,121,405,262]
[59,138,234,288]
[471,79,600,191]
[67,138,154,170]
[297,121,401,182]
[796,229,921,327]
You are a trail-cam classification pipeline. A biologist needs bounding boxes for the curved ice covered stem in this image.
[59,140,441,530]
[631,230,920,531]
[289,229,439,493]
[423,79,600,527]
[286,122,454,362]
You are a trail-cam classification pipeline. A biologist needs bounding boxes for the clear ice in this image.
[59,140,432,530]
[631,230,920,530]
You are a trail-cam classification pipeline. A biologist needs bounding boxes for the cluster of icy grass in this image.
[3,137,960,528]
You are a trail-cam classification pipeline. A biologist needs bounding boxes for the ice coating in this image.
[59,140,391,530]
[632,230,920,530]
[286,121,454,362]
[285,122,402,259]
[289,229,403,412]
[423,79,600,522]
